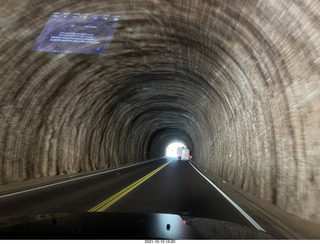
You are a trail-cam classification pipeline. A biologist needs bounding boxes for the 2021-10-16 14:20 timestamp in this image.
[145,240,176,243]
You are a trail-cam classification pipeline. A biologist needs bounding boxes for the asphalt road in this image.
[0,158,255,228]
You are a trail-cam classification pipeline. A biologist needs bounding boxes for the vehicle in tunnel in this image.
[177,147,190,160]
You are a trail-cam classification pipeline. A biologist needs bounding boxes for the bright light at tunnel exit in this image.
[165,142,187,157]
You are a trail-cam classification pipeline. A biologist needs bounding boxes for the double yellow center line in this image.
[88,160,172,212]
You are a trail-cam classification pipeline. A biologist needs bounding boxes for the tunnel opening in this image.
[146,128,194,159]
[165,142,187,157]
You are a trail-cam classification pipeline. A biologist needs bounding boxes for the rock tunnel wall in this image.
[0,0,319,223]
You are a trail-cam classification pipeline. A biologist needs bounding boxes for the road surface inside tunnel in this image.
[0,158,254,229]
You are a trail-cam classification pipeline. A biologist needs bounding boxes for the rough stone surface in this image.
[0,0,319,224]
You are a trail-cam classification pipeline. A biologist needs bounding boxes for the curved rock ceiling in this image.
[0,0,319,223]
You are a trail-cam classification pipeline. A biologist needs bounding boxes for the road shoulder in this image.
[189,160,320,239]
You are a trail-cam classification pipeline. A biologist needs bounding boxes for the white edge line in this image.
[188,161,265,232]
[0,157,166,199]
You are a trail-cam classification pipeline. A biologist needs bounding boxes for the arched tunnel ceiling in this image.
[0,0,320,223]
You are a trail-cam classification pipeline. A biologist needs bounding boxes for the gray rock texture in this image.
[0,0,319,224]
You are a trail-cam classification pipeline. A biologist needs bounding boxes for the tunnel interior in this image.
[0,0,319,225]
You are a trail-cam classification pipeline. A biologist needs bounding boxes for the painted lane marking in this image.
[0,157,166,199]
[89,161,172,212]
[188,161,265,232]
